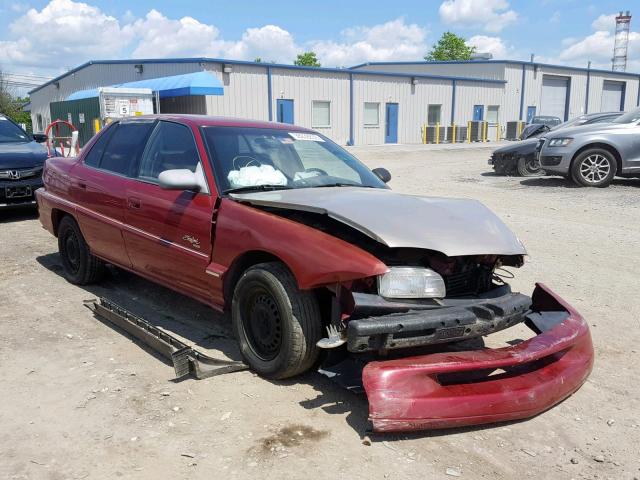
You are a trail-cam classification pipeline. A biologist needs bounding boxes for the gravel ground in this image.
[1,144,639,480]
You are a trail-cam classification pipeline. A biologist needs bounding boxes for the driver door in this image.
[122,120,216,302]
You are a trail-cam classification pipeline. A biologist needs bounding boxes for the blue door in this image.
[385,103,398,143]
[277,99,294,124]
[527,106,536,123]
[473,105,484,121]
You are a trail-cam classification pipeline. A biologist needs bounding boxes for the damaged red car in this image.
[36,115,593,432]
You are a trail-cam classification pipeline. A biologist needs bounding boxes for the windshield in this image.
[613,108,640,124]
[201,127,387,192]
[0,117,30,143]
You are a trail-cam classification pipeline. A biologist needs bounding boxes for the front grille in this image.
[444,266,493,297]
[0,167,43,181]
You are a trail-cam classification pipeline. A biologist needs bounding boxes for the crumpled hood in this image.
[494,137,539,155]
[231,187,527,257]
[0,141,48,169]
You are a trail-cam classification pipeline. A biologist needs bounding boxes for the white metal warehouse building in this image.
[29,57,640,146]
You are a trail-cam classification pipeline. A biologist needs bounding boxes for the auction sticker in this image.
[289,132,325,142]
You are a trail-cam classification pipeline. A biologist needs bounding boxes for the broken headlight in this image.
[377,267,446,299]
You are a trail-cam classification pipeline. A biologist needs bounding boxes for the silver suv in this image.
[537,108,640,187]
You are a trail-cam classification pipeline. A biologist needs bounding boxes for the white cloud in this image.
[125,10,226,58]
[0,0,132,73]
[556,13,640,72]
[467,35,510,58]
[439,0,518,33]
[591,14,616,32]
[226,25,300,63]
[311,18,427,66]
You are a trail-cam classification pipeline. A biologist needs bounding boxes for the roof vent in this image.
[470,52,493,61]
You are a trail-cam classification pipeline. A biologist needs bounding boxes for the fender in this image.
[212,198,388,291]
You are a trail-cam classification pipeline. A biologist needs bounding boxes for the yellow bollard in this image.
[482,122,488,142]
[452,123,456,144]
[467,121,471,143]
[435,122,440,144]
[517,121,523,138]
[496,123,500,142]
[93,118,101,134]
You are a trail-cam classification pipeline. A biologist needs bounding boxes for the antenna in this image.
[612,11,632,72]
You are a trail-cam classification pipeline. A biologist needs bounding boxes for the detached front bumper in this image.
[362,283,593,432]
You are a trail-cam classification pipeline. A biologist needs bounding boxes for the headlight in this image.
[547,138,573,147]
[377,267,446,299]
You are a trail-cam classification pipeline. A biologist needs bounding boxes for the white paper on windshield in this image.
[289,132,325,142]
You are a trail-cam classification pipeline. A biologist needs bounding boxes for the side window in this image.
[83,124,116,167]
[138,122,200,181]
[100,121,155,176]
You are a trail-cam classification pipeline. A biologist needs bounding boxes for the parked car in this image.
[490,112,623,176]
[517,115,562,140]
[36,115,593,432]
[0,115,48,208]
[538,107,640,187]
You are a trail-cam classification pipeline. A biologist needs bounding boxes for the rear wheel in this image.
[516,155,545,177]
[231,262,322,379]
[57,216,105,284]
[570,149,616,187]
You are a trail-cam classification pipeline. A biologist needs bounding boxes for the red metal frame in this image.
[363,283,594,432]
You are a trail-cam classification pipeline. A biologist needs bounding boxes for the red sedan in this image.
[36,115,593,432]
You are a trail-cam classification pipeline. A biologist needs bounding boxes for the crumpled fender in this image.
[212,198,388,290]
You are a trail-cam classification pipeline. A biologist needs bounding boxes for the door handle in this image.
[127,197,141,209]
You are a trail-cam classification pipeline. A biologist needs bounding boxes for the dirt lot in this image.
[1,144,639,480]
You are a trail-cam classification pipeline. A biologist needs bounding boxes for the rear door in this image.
[71,120,155,267]
[122,120,217,302]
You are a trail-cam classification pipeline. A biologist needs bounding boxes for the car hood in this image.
[494,138,539,155]
[0,141,48,169]
[546,122,625,138]
[231,187,527,257]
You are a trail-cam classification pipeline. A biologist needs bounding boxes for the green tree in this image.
[425,32,476,61]
[254,57,262,63]
[0,71,32,132]
[294,52,321,67]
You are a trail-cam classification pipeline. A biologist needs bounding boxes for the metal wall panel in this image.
[271,68,351,144]
[353,75,452,145]
[352,62,506,80]
[204,63,269,120]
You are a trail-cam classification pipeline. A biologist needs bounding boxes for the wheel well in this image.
[571,143,622,174]
[51,208,71,237]
[222,251,286,308]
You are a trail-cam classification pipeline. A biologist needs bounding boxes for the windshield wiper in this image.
[314,182,369,188]
[224,184,293,194]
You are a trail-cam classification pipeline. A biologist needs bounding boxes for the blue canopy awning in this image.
[66,71,224,101]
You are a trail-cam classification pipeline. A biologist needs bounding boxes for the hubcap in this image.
[242,288,282,361]
[580,154,610,184]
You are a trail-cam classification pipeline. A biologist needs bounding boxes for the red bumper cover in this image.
[362,283,594,432]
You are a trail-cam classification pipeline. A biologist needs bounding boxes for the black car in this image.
[489,112,623,176]
[0,115,48,208]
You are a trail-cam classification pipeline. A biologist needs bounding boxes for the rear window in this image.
[99,121,155,176]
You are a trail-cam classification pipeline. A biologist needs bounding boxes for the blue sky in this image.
[0,0,638,91]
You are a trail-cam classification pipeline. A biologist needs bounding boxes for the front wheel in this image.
[516,156,545,177]
[231,262,322,379]
[570,149,616,187]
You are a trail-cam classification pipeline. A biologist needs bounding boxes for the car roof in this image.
[122,114,312,132]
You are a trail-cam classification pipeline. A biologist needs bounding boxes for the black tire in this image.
[231,262,322,379]
[516,155,545,177]
[57,216,105,284]
[570,148,616,187]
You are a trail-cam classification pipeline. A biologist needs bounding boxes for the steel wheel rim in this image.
[242,287,282,361]
[580,154,611,184]
[63,230,81,274]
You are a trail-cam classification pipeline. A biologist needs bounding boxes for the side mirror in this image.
[372,167,391,183]
[158,169,201,191]
[32,133,48,143]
